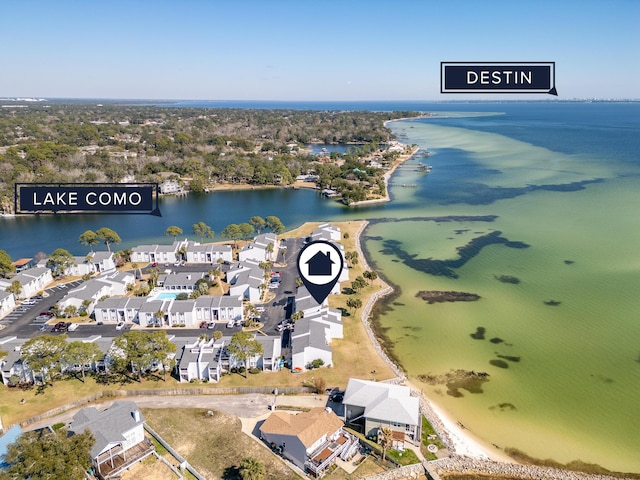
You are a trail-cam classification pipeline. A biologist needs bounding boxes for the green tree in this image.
[265,215,285,234]
[291,311,303,322]
[21,334,68,387]
[1,428,94,480]
[221,223,242,247]
[193,221,214,243]
[249,216,266,234]
[78,230,99,252]
[165,225,183,241]
[363,270,378,281]
[351,276,367,293]
[46,248,75,277]
[265,242,274,261]
[238,222,255,240]
[226,331,263,378]
[64,305,78,318]
[0,249,15,278]
[239,457,265,480]
[62,341,102,383]
[111,331,175,382]
[96,227,121,252]
[6,280,22,298]
[346,297,362,313]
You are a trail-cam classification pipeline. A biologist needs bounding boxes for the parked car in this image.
[52,322,67,332]
[199,321,207,329]
[152,262,158,267]
[330,393,344,403]
[226,320,235,328]
[207,322,215,329]
[68,323,79,332]
[255,306,265,313]
[116,321,125,330]
[21,299,36,306]
[174,261,181,267]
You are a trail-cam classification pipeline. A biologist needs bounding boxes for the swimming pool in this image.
[155,292,179,300]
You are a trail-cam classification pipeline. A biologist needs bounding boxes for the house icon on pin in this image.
[306,251,334,276]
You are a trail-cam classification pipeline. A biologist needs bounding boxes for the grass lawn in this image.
[142,408,300,480]
[421,415,447,460]
[325,456,386,479]
[386,448,420,466]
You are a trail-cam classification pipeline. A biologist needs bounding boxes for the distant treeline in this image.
[0,103,421,212]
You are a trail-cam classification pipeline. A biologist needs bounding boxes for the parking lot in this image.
[0,280,84,338]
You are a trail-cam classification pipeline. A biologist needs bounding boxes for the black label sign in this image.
[441,62,557,95]
[16,183,161,216]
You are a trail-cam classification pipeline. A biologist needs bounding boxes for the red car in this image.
[199,321,207,329]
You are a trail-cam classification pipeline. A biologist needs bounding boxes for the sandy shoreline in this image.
[351,117,521,465]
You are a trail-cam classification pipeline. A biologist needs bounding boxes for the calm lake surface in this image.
[1,102,639,472]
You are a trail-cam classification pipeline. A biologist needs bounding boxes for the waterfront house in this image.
[0,291,16,319]
[68,401,153,479]
[342,378,421,446]
[310,223,341,242]
[259,407,355,476]
[90,251,117,274]
[130,240,185,264]
[159,180,182,194]
[165,299,196,327]
[0,267,53,299]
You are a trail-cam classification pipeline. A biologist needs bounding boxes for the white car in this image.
[226,320,235,328]
[116,321,125,330]
[174,261,181,267]
[21,299,36,306]
[68,323,79,332]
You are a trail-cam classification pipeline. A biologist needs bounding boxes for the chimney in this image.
[132,410,141,422]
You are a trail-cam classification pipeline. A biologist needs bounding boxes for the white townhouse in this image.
[130,240,185,264]
[93,297,147,324]
[289,286,343,371]
[57,279,112,314]
[184,241,233,264]
[176,334,282,383]
[194,295,243,323]
[0,267,53,299]
[159,179,182,194]
[98,271,135,296]
[0,291,16,318]
[238,233,278,262]
[66,255,97,277]
[226,260,265,303]
[165,299,196,327]
[157,272,205,292]
[90,251,117,274]
[137,299,172,327]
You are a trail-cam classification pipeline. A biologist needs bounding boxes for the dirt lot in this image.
[142,408,299,480]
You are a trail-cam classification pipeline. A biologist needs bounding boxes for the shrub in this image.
[249,367,261,374]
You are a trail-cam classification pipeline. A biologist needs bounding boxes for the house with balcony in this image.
[342,378,422,447]
[259,407,356,477]
[226,260,265,303]
[68,401,153,480]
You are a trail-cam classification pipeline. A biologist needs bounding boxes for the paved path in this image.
[25,393,330,431]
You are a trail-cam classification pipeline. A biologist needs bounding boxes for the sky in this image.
[0,0,638,101]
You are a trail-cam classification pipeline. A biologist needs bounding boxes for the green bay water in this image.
[2,102,639,472]
[368,105,640,472]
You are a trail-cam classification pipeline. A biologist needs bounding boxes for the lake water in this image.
[1,102,639,473]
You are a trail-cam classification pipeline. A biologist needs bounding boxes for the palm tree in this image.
[379,426,393,462]
[239,457,265,480]
[6,280,22,298]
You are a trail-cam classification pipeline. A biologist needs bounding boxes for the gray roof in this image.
[91,251,113,262]
[160,272,205,287]
[64,279,111,301]
[195,295,242,309]
[95,296,146,310]
[0,291,13,301]
[254,233,277,248]
[342,379,420,426]
[169,299,196,313]
[69,400,145,458]
[292,321,331,354]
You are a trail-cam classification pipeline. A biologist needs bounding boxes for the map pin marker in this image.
[297,240,344,305]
